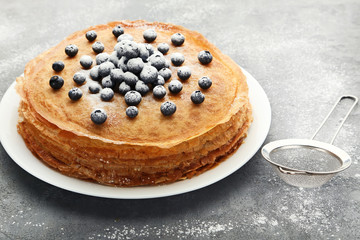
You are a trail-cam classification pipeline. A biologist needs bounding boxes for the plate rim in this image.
[0,67,271,199]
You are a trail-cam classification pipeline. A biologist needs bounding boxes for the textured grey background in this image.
[1,0,359,239]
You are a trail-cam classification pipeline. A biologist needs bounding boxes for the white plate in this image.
[0,68,271,199]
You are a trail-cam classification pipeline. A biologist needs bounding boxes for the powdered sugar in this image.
[87,220,235,239]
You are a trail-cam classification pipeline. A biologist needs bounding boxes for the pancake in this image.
[16,20,252,186]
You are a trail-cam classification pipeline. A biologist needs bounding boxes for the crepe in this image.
[16,20,252,186]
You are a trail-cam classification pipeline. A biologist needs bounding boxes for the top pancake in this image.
[19,20,248,148]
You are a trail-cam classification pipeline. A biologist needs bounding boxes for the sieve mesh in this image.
[269,146,342,172]
[272,165,335,188]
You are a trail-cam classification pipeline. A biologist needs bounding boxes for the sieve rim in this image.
[261,138,352,175]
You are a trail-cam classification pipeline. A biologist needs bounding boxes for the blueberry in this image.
[140,65,158,84]
[143,29,157,42]
[65,44,78,57]
[118,56,128,72]
[89,82,101,94]
[123,41,139,59]
[86,30,97,42]
[52,61,65,72]
[198,50,213,64]
[124,91,142,106]
[117,34,133,42]
[110,68,124,84]
[135,81,150,96]
[73,72,87,85]
[100,88,114,101]
[161,101,176,116]
[92,41,105,54]
[102,76,114,88]
[116,42,128,58]
[171,33,185,46]
[157,43,169,54]
[177,66,191,80]
[96,53,110,65]
[168,80,183,94]
[138,43,149,62]
[171,53,185,66]
[112,25,124,37]
[127,57,144,74]
[80,55,93,69]
[158,68,172,81]
[91,109,107,124]
[90,65,101,81]
[126,106,138,118]
[49,75,64,89]
[145,44,155,55]
[153,75,165,86]
[115,40,132,58]
[109,51,119,66]
[114,42,124,53]
[148,52,166,70]
[116,44,126,58]
[68,87,83,101]
[119,82,131,95]
[153,85,166,99]
[198,76,212,89]
[191,90,205,104]
[99,62,115,77]
[165,60,170,68]
[123,71,139,87]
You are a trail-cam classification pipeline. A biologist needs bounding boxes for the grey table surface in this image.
[1,0,359,239]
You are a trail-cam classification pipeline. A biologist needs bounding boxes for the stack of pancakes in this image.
[16,20,252,186]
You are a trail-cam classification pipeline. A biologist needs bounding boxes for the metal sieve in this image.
[261,95,358,188]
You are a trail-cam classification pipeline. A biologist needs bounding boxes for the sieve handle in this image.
[278,166,310,175]
[311,95,358,144]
